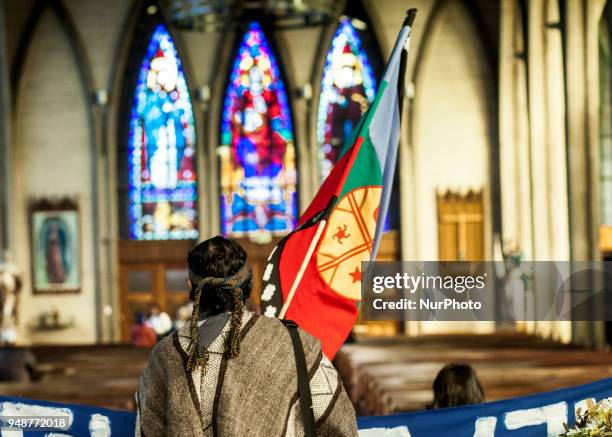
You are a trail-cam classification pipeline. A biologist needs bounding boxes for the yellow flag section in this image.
[316,186,382,300]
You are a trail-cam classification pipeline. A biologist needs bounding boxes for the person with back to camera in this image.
[429,363,485,409]
[147,304,173,340]
[130,311,157,348]
[135,236,358,436]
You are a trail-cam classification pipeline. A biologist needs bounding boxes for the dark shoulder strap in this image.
[282,319,317,437]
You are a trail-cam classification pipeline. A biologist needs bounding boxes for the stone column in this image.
[543,0,572,342]
[565,0,607,347]
[499,0,519,249]
[527,0,551,262]
[0,0,10,257]
[499,0,534,259]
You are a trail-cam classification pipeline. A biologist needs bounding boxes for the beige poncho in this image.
[135,311,358,436]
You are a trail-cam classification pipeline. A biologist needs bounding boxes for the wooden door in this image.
[426,190,486,335]
[119,240,192,341]
[437,190,484,261]
[120,262,160,341]
[119,238,280,340]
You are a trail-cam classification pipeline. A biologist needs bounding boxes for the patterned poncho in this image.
[135,311,358,436]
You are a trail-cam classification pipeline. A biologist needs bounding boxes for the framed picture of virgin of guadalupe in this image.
[29,198,81,294]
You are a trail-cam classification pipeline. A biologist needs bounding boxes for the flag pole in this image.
[404,8,417,27]
[279,9,417,320]
[398,9,417,117]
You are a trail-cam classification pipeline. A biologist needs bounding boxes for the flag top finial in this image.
[404,9,417,27]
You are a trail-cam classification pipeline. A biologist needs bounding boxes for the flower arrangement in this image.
[560,398,612,436]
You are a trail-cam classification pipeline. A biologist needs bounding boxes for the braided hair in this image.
[186,236,252,371]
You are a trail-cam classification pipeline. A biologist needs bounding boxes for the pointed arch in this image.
[219,22,297,238]
[120,19,198,240]
[10,0,97,107]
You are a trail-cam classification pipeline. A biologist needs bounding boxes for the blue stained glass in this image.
[316,18,377,182]
[128,25,198,240]
[219,22,297,239]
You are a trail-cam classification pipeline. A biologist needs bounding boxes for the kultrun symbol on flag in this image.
[316,186,382,300]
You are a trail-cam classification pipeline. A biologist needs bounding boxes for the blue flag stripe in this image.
[369,25,412,260]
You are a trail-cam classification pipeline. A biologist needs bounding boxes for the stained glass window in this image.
[316,18,377,182]
[219,22,297,238]
[128,24,198,240]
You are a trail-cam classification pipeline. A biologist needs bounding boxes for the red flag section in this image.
[279,224,359,358]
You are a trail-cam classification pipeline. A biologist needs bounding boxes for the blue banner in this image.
[0,397,134,436]
[1,378,611,436]
[358,378,612,436]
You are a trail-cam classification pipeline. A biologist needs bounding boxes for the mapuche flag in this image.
[260,12,415,359]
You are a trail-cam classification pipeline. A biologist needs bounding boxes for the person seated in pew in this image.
[147,304,173,340]
[0,347,40,382]
[130,311,157,348]
[429,363,484,409]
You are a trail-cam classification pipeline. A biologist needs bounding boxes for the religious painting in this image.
[316,17,377,182]
[128,24,198,240]
[30,198,81,294]
[219,22,297,240]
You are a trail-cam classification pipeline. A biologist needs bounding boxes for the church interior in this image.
[0,0,612,421]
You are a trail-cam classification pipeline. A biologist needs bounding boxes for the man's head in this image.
[187,236,252,315]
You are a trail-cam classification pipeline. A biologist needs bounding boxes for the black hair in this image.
[134,311,146,325]
[187,236,252,315]
[431,363,484,409]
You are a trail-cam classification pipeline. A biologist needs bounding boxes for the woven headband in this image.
[189,262,251,299]
[186,262,250,371]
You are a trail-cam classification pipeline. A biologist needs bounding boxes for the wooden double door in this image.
[119,239,278,341]
[119,240,193,341]
[437,190,484,261]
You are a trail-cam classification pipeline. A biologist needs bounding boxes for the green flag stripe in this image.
[337,133,383,200]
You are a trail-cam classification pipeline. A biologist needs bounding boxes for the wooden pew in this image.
[336,334,612,416]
